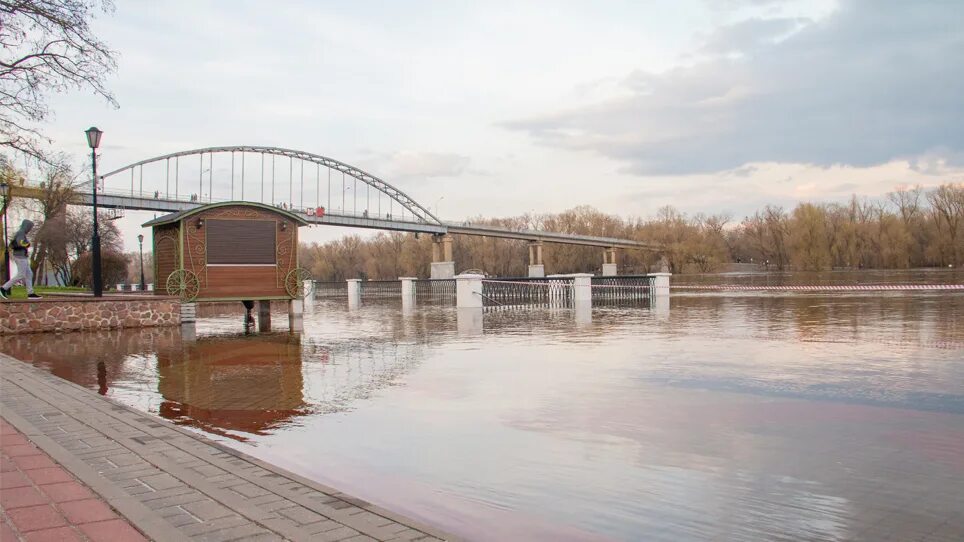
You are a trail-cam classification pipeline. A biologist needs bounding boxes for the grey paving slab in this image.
[1,353,456,542]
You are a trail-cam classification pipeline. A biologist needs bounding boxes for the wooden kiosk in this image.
[144,202,313,329]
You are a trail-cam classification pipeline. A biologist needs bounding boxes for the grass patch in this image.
[3,285,87,299]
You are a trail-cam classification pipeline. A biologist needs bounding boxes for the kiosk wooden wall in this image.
[149,203,307,301]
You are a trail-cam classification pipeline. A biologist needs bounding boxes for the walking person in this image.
[0,219,41,299]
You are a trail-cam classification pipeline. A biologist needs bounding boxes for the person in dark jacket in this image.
[0,219,41,299]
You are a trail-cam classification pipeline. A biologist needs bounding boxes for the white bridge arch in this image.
[99,146,442,227]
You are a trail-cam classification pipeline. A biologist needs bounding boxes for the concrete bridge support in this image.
[527,241,545,277]
[602,247,618,276]
[430,234,455,279]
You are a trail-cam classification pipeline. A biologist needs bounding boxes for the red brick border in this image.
[0,417,148,541]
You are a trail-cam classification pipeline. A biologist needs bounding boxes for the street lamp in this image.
[86,126,104,297]
[137,234,145,291]
[0,181,9,282]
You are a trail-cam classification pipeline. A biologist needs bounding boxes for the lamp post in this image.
[137,234,145,291]
[86,127,103,297]
[0,181,9,283]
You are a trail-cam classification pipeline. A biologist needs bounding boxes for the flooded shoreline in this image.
[3,271,963,540]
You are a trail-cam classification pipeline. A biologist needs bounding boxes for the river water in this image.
[3,270,963,541]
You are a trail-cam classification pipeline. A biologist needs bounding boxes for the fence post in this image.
[400,277,416,304]
[456,273,484,308]
[571,273,592,303]
[648,272,671,297]
[347,279,361,309]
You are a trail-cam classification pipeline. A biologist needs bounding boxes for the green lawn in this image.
[3,285,87,299]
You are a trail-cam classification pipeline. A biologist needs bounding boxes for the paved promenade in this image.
[0,355,452,542]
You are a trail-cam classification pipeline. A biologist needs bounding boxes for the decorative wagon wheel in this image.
[166,269,200,302]
[285,268,314,299]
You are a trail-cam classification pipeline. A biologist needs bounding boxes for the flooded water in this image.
[3,270,963,541]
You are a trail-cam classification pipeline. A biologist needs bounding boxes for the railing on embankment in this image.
[414,279,455,301]
[480,277,574,307]
[590,275,656,302]
[314,281,348,298]
[313,279,456,301]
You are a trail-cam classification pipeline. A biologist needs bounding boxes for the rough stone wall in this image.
[0,297,181,334]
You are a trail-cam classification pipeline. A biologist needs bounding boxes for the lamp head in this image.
[85,126,103,149]
[137,234,144,243]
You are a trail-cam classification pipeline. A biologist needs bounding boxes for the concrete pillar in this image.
[347,279,361,309]
[400,277,416,310]
[455,273,484,308]
[288,299,303,331]
[430,234,456,279]
[574,299,592,326]
[602,248,618,276]
[116,283,124,291]
[652,295,670,320]
[648,272,671,297]
[442,234,453,261]
[527,241,545,277]
[457,308,483,336]
[571,273,592,303]
[180,303,196,324]
[131,284,140,292]
[257,300,271,332]
[147,283,154,291]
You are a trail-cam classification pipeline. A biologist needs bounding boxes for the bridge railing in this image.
[480,277,574,308]
[43,181,433,225]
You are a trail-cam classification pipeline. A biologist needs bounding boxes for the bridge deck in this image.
[11,185,657,249]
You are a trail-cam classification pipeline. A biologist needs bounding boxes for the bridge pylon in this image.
[430,234,455,279]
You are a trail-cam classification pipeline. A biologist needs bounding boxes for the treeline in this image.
[300,184,964,279]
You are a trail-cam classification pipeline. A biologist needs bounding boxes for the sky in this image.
[26,0,964,251]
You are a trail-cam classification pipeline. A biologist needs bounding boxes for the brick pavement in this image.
[0,355,452,542]
[2,419,148,541]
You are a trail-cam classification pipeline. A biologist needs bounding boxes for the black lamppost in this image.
[137,233,145,291]
[0,181,9,283]
[86,127,104,297]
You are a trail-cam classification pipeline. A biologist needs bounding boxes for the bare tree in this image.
[0,0,117,161]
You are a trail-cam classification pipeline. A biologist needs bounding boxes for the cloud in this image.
[358,150,471,181]
[503,0,964,175]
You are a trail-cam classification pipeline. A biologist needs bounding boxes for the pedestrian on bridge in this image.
[0,219,41,299]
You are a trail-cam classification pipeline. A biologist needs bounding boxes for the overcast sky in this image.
[32,0,964,250]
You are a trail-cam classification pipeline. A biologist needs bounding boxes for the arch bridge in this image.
[14,145,660,277]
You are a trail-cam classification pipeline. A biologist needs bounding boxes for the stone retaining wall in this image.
[0,296,181,334]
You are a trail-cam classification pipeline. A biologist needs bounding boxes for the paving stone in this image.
[138,473,184,491]
[278,505,325,525]
[182,499,236,521]
[1,360,449,542]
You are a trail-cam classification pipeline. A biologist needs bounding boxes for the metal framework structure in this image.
[99,146,443,226]
[13,145,662,250]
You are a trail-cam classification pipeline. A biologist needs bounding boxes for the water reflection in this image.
[156,333,307,439]
[2,279,963,541]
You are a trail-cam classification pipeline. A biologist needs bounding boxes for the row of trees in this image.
[300,184,964,279]
[0,156,147,288]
